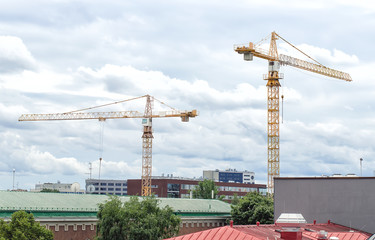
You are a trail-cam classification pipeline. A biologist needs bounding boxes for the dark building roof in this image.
[165,222,372,240]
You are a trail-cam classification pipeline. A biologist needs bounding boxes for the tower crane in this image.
[19,94,198,196]
[234,32,352,194]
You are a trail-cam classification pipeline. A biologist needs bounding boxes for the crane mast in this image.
[235,32,352,194]
[19,95,198,196]
[141,95,153,196]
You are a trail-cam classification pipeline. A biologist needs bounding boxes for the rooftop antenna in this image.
[86,162,92,179]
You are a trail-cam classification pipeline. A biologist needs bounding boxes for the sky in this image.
[0,0,374,191]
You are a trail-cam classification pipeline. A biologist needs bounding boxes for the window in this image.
[93,183,99,186]
[115,183,121,186]
[100,183,107,186]
[151,185,158,188]
[167,184,180,192]
[115,188,121,191]
[123,183,127,186]
[108,188,114,191]
[108,183,114,186]
[100,188,106,191]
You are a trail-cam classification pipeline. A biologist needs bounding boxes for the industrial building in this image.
[0,191,231,240]
[127,176,266,202]
[85,179,127,195]
[203,169,255,184]
[274,176,375,234]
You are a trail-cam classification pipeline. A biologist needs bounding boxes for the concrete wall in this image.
[274,177,375,234]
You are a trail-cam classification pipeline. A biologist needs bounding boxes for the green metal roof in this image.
[0,191,231,218]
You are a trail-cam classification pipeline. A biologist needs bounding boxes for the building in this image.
[127,176,266,202]
[203,169,255,184]
[165,213,372,240]
[85,179,127,195]
[0,191,231,240]
[274,177,375,234]
[32,181,84,193]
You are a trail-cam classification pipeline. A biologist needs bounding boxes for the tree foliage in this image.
[192,179,219,199]
[40,189,59,193]
[0,211,53,240]
[96,195,181,240]
[231,191,274,224]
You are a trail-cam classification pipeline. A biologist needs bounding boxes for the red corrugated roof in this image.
[165,223,372,240]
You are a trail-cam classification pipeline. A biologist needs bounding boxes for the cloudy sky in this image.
[0,0,374,191]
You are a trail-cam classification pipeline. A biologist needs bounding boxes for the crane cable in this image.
[98,118,105,180]
[275,32,323,66]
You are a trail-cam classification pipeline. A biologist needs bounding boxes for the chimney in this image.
[280,228,302,240]
[317,230,328,240]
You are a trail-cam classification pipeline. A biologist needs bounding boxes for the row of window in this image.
[95,187,127,192]
[91,182,127,186]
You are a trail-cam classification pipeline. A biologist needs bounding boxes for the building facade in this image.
[127,176,266,202]
[274,177,375,234]
[85,179,127,195]
[32,181,84,193]
[203,169,255,184]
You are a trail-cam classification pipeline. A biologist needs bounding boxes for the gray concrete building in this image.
[274,177,375,234]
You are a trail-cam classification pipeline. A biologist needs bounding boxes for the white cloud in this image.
[0,36,36,73]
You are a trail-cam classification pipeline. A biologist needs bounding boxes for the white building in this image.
[32,181,84,193]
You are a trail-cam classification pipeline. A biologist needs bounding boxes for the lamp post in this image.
[360,158,363,177]
[12,169,15,190]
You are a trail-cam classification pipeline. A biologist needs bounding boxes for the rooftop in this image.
[165,223,372,240]
[0,191,231,218]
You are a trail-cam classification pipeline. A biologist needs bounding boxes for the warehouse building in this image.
[0,191,231,240]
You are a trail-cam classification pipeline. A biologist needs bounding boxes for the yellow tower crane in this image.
[234,32,352,194]
[19,94,198,196]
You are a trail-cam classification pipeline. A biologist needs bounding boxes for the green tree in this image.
[231,193,240,205]
[192,179,219,199]
[231,191,274,224]
[96,195,181,240]
[0,211,53,240]
[40,189,59,193]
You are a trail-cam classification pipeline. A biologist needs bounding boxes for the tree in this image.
[0,211,53,240]
[192,179,219,199]
[231,191,274,224]
[40,189,59,193]
[96,195,181,240]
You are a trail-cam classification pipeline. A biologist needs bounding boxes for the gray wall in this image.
[274,177,375,234]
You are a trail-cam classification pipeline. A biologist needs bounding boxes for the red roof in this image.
[165,223,372,240]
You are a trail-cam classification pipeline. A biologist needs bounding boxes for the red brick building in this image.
[127,177,267,202]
